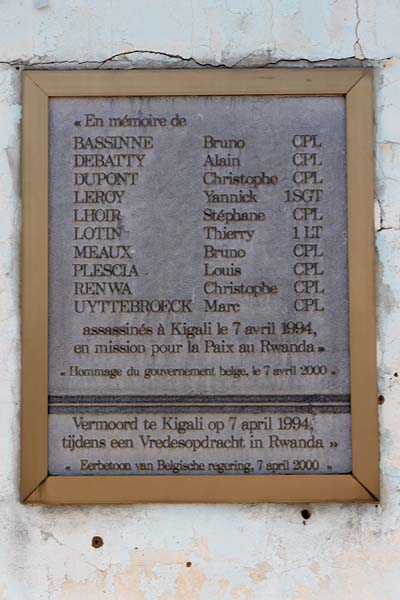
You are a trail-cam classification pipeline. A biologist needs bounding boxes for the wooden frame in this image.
[21,68,378,504]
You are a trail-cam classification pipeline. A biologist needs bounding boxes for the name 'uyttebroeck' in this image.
[74,298,192,314]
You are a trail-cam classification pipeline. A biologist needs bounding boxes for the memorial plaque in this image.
[21,69,379,503]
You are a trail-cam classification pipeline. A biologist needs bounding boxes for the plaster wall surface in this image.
[0,1,399,598]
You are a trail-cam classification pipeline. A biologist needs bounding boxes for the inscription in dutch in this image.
[48,96,351,475]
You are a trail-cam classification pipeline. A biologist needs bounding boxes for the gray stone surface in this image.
[49,412,351,475]
[48,95,350,475]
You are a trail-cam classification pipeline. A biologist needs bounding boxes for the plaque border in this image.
[21,68,378,504]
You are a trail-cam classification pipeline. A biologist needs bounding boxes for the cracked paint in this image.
[354,0,365,58]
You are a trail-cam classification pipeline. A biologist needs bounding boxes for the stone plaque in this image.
[21,70,378,503]
[48,95,351,476]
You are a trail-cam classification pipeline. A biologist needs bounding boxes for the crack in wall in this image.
[0,49,397,237]
[376,197,394,232]
[0,50,386,71]
[97,49,232,69]
[354,0,365,59]
[0,59,100,68]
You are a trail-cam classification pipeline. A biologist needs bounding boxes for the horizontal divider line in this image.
[49,394,350,404]
[49,403,349,407]
[49,405,350,414]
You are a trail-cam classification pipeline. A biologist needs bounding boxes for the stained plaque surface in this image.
[48,95,351,476]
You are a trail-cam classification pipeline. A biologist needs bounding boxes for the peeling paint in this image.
[34,0,49,9]
[246,561,272,583]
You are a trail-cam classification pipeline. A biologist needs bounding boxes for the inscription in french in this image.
[48,96,351,475]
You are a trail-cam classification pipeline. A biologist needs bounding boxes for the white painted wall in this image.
[0,1,399,598]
